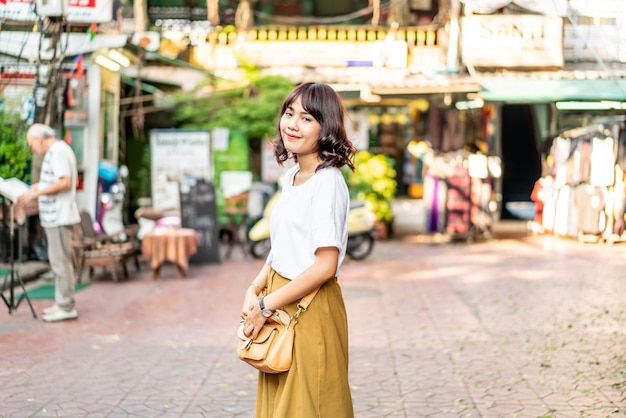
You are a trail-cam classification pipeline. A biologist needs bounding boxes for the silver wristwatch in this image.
[259,296,273,318]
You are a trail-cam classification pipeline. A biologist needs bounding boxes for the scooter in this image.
[345,200,377,260]
[248,192,377,260]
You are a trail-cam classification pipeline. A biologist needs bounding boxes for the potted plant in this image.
[348,150,397,239]
[0,112,31,182]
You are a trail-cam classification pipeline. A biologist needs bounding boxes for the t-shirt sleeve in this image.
[51,145,72,179]
[310,171,348,252]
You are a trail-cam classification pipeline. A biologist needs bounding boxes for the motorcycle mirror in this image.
[119,165,129,178]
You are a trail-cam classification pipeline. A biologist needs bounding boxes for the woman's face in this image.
[280,96,321,157]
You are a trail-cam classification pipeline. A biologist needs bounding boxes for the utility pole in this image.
[446,0,461,73]
[207,0,219,26]
[133,0,147,35]
[32,14,65,183]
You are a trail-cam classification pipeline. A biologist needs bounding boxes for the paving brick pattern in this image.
[0,232,624,417]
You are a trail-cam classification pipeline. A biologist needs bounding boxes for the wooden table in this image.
[141,228,199,278]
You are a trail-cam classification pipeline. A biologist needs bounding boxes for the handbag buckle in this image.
[292,306,304,320]
[242,338,253,350]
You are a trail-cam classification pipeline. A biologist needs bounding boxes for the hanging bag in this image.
[237,288,318,374]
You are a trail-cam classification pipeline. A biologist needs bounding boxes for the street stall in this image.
[535,119,626,244]
[410,100,502,242]
[423,149,501,242]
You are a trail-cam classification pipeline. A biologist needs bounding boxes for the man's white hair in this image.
[28,123,56,140]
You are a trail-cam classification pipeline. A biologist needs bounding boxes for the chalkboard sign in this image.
[179,178,221,264]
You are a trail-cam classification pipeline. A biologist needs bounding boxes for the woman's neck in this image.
[296,153,321,176]
[294,154,321,185]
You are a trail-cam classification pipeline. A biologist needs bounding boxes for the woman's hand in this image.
[241,286,258,320]
[241,298,267,340]
[241,286,267,339]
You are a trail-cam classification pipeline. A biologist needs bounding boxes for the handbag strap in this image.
[291,287,320,321]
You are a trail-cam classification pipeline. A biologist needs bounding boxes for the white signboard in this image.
[0,0,113,22]
[461,15,563,68]
[194,40,408,69]
[150,130,212,211]
[220,170,253,198]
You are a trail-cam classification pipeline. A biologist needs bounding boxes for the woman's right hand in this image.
[241,286,259,321]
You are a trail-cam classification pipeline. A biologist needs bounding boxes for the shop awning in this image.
[255,66,481,100]
[119,73,161,94]
[480,76,626,102]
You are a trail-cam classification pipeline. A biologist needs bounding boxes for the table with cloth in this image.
[141,227,199,278]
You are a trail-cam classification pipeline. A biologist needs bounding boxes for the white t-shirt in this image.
[266,165,350,280]
[38,140,80,228]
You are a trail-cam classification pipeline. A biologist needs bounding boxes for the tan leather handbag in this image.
[237,289,318,374]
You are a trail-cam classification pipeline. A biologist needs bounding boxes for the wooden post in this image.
[207,0,219,26]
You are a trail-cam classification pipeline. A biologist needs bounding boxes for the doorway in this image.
[500,104,542,219]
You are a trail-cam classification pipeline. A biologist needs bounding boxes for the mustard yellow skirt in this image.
[255,269,354,418]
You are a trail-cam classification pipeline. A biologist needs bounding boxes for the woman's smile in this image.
[284,131,300,141]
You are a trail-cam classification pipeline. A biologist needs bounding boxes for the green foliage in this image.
[0,112,31,181]
[348,150,397,223]
[127,145,152,204]
[172,75,295,139]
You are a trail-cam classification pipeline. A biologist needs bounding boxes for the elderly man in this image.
[18,123,80,322]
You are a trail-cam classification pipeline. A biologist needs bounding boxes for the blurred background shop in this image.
[2,0,626,260]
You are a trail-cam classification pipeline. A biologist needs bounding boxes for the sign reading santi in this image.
[461,15,563,69]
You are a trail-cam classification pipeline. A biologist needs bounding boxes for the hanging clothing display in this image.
[537,123,625,243]
[423,150,500,241]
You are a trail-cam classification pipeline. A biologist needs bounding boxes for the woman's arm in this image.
[242,247,338,339]
[263,247,338,310]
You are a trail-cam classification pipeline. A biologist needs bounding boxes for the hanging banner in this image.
[0,0,113,22]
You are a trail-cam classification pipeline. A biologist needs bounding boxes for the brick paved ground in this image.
[0,228,624,417]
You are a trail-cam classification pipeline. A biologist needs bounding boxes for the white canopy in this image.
[0,32,128,61]
[461,0,625,18]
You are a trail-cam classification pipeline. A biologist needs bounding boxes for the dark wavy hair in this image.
[273,82,356,172]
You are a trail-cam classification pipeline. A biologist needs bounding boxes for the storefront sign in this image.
[461,15,563,68]
[0,0,112,22]
[1,65,36,79]
[150,130,212,211]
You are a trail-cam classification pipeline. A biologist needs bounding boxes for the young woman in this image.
[240,82,356,417]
